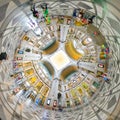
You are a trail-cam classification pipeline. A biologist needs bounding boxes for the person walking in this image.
[41,3,48,18]
[31,4,39,18]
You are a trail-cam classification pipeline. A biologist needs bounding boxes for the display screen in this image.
[97,64,104,68]
[47,99,51,105]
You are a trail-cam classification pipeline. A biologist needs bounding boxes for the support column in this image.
[60,24,69,42]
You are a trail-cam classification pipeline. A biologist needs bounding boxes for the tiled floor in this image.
[0,105,6,120]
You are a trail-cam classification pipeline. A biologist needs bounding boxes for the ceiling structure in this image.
[0,0,120,120]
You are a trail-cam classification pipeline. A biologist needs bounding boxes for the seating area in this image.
[60,66,78,81]
[74,18,84,26]
[65,41,83,60]
[42,40,59,55]
[42,61,55,78]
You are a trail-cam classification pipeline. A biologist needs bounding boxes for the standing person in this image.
[88,15,96,24]
[79,9,85,19]
[41,3,50,25]
[41,3,48,18]
[73,9,77,17]
[45,15,51,25]
[101,73,110,84]
[31,4,39,18]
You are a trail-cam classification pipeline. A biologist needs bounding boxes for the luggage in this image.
[0,52,7,60]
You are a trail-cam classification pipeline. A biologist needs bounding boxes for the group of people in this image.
[73,8,96,24]
[101,44,110,55]
[100,44,110,59]
[31,3,51,24]
[31,3,95,26]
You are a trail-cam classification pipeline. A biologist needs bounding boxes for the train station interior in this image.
[0,0,120,120]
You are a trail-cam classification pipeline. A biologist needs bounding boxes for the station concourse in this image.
[0,0,120,120]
